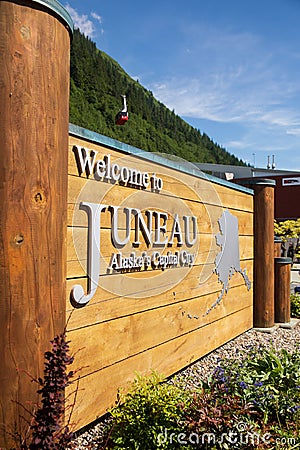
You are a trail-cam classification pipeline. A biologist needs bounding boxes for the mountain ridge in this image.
[70,29,246,167]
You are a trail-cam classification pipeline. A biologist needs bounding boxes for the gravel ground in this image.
[70,322,300,449]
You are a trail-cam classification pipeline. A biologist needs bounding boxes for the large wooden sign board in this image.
[0,2,259,445]
[67,125,254,428]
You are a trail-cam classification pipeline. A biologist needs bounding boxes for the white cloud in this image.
[91,12,102,23]
[65,4,104,37]
[286,128,300,136]
[143,24,300,170]
[145,23,300,134]
[65,4,95,36]
[91,12,104,34]
[150,68,300,132]
[226,140,247,149]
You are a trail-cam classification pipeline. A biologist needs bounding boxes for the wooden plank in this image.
[67,229,214,275]
[66,305,253,429]
[67,261,253,329]
[67,175,253,218]
[67,284,252,378]
[66,260,253,329]
[66,228,253,278]
[68,137,254,212]
[67,187,253,237]
[67,226,253,260]
[67,174,224,233]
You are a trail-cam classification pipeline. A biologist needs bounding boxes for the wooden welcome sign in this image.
[66,125,254,428]
[0,0,73,446]
[0,0,253,444]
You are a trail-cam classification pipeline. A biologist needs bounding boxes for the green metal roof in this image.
[31,0,73,35]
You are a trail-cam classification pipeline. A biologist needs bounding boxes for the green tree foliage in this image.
[274,218,300,258]
[69,29,246,166]
[274,219,300,242]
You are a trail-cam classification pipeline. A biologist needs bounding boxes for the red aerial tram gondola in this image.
[115,94,128,125]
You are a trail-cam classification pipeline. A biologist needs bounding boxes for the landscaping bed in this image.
[71,324,300,449]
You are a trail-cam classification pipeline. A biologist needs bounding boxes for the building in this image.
[195,163,300,220]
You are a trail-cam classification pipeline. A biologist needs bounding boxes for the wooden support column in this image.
[274,257,292,324]
[253,180,276,328]
[274,235,282,257]
[0,1,72,446]
[239,179,276,328]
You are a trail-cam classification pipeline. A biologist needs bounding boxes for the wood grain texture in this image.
[0,2,70,446]
[0,2,254,443]
[66,135,254,431]
[66,227,253,278]
[66,260,253,329]
[275,260,291,323]
[253,185,275,327]
[68,284,253,378]
[66,305,253,429]
[274,241,282,257]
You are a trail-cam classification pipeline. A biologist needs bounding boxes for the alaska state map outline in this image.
[204,209,251,315]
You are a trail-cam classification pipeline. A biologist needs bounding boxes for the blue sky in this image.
[65,0,300,171]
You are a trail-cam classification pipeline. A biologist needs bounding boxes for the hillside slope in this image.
[70,29,245,166]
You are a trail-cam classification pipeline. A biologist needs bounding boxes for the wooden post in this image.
[274,235,282,257]
[274,257,292,324]
[0,1,72,446]
[238,179,276,328]
[253,180,276,328]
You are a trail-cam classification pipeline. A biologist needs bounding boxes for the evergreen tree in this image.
[69,29,246,166]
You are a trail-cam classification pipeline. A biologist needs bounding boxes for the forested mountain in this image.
[70,29,245,166]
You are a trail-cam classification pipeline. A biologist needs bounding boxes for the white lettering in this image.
[142,172,150,188]
[183,215,197,246]
[153,211,168,245]
[111,163,120,181]
[73,146,159,190]
[110,206,132,247]
[109,253,120,270]
[104,154,111,180]
[129,168,143,186]
[70,202,198,305]
[151,173,163,192]
[70,202,107,306]
[94,159,106,177]
[178,433,187,444]
[132,209,153,246]
[73,145,98,176]
[120,166,130,182]
[169,214,183,245]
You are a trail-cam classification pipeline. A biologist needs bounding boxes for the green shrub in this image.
[184,384,259,449]
[291,293,300,318]
[11,331,76,450]
[106,347,300,449]
[108,371,192,449]
[212,346,300,427]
